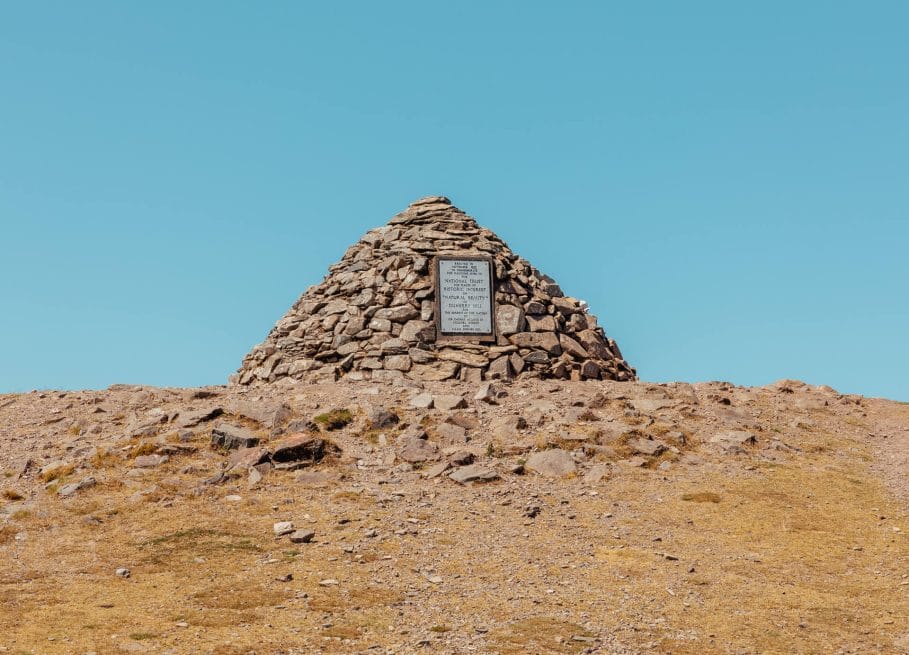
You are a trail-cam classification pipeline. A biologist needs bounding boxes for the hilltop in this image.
[1,377,907,654]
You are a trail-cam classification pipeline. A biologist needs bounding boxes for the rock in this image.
[524,351,550,365]
[525,449,577,477]
[409,348,435,364]
[559,334,589,359]
[225,401,291,429]
[295,470,337,487]
[289,529,316,544]
[437,349,488,368]
[631,398,673,413]
[577,330,613,360]
[460,366,483,384]
[382,354,411,371]
[448,450,475,466]
[627,438,666,457]
[434,394,467,411]
[474,382,505,404]
[583,464,611,484]
[434,422,467,444]
[449,465,500,484]
[710,430,757,453]
[496,304,525,335]
[374,305,420,322]
[133,454,168,468]
[491,415,527,440]
[270,435,335,464]
[115,568,131,578]
[526,315,557,332]
[445,412,480,430]
[176,406,224,428]
[409,362,460,381]
[397,435,440,463]
[227,447,269,471]
[273,521,295,536]
[380,338,408,354]
[211,424,260,450]
[57,477,96,498]
[409,393,434,411]
[367,408,400,429]
[508,332,562,355]
[486,355,513,380]
[423,461,452,478]
[580,360,601,380]
[368,318,392,332]
[400,320,435,343]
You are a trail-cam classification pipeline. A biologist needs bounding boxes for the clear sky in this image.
[1,2,907,400]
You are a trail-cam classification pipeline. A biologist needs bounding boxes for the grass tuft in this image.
[313,408,353,430]
[39,464,74,483]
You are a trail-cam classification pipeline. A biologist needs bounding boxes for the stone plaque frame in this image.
[433,255,497,343]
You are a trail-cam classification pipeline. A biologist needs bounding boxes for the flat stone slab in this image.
[177,406,224,428]
[525,449,577,477]
[433,394,467,411]
[409,393,434,409]
[709,430,758,454]
[133,454,169,468]
[225,400,291,429]
[627,438,666,457]
[448,464,500,484]
[397,436,440,463]
[211,423,260,451]
[227,447,269,471]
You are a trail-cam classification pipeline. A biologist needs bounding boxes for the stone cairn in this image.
[232,197,636,386]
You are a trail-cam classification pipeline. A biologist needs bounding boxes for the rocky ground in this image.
[1,377,907,654]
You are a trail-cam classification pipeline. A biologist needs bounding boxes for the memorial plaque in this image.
[434,256,495,339]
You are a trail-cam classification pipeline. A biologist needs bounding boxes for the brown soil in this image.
[0,378,907,654]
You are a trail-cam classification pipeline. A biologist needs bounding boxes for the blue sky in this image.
[1,2,907,399]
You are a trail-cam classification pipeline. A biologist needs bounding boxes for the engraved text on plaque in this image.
[435,257,495,338]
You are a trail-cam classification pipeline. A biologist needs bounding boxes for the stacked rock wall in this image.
[233,197,636,385]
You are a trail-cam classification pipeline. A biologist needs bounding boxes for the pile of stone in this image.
[233,196,636,386]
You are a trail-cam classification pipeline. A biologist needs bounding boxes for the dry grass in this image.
[38,463,74,483]
[130,441,159,458]
[90,448,117,468]
[2,489,24,501]
[0,405,906,655]
[192,582,287,610]
[308,586,403,612]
